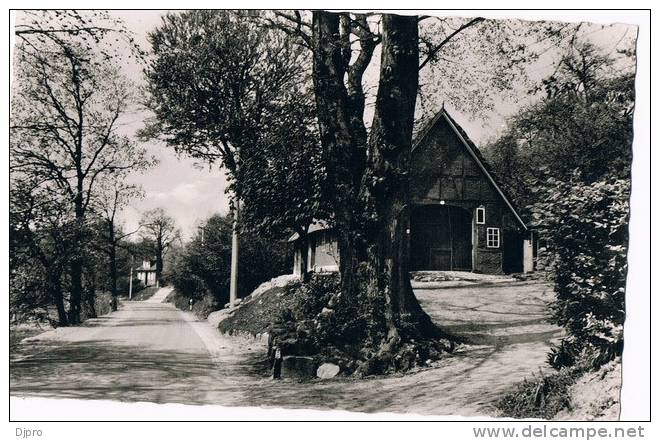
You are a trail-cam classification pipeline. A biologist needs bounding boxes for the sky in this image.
[106,10,232,240]
[72,10,636,240]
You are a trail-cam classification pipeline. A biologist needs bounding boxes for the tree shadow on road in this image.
[10,339,266,406]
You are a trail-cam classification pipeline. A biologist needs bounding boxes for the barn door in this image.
[411,205,472,271]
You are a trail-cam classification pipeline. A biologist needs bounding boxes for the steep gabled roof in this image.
[412,107,527,230]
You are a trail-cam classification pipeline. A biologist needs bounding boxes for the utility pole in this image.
[229,199,240,308]
[128,254,134,300]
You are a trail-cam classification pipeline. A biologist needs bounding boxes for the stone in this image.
[316,362,340,379]
[281,356,317,379]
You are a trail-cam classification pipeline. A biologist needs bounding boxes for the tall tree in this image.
[145,10,592,372]
[270,11,587,372]
[308,12,441,372]
[484,42,635,369]
[10,175,74,326]
[11,11,153,324]
[139,208,180,286]
[167,214,289,308]
[143,10,322,282]
[93,180,143,310]
[485,42,635,213]
[237,99,327,280]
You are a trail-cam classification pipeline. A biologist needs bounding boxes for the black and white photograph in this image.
[5,4,651,434]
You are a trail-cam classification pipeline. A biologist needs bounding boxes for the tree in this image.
[532,177,629,369]
[145,10,593,373]
[237,99,327,280]
[485,43,635,369]
[93,180,143,310]
[11,11,153,324]
[485,42,635,214]
[139,208,180,286]
[305,12,440,373]
[143,10,323,284]
[264,11,590,373]
[10,175,74,326]
[166,214,289,309]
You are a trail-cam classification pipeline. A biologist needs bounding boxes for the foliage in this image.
[165,214,289,313]
[531,177,629,369]
[166,289,220,319]
[139,208,180,283]
[143,10,326,263]
[10,11,153,325]
[485,43,633,371]
[238,103,327,240]
[485,43,635,213]
[269,272,447,375]
[416,16,589,122]
[10,176,77,325]
[496,366,582,419]
[143,10,309,186]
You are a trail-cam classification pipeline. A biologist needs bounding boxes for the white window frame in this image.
[486,227,500,248]
[476,207,485,225]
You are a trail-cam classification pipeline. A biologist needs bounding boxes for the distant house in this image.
[290,107,535,276]
[135,258,158,287]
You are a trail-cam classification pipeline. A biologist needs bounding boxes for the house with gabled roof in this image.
[290,107,535,276]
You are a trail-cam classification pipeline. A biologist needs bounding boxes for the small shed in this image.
[289,221,338,276]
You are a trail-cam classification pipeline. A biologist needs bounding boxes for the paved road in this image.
[10,289,266,406]
[11,282,562,418]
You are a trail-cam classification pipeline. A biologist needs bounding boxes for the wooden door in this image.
[411,205,473,271]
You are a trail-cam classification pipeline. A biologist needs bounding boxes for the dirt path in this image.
[11,281,560,418]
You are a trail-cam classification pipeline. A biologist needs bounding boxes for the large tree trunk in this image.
[362,14,437,338]
[311,12,446,373]
[311,11,368,304]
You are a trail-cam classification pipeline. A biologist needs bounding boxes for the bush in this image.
[530,176,629,369]
[496,367,582,419]
[269,272,431,374]
[165,289,219,319]
[92,291,114,318]
[165,214,289,309]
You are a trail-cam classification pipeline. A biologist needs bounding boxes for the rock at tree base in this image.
[281,356,317,379]
[316,363,340,379]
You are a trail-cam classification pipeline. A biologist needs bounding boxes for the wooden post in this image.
[229,200,240,308]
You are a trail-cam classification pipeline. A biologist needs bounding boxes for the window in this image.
[476,207,485,224]
[486,227,500,248]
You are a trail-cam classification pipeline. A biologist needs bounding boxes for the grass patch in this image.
[496,367,582,419]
